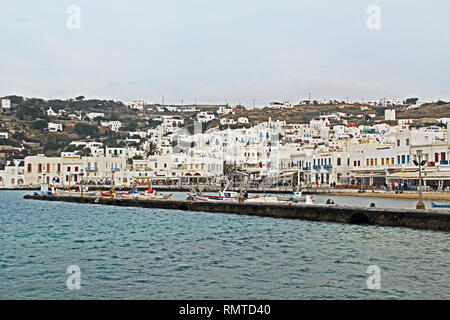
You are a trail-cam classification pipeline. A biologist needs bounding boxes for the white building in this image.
[86,112,105,121]
[0,132,8,139]
[0,163,25,187]
[24,154,133,187]
[46,108,58,116]
[385,109,396,121]
[197,112,216,123]
[100,121,122,132]
[1,98,11,110]
[220,118,236,126]
[48,123,63,132]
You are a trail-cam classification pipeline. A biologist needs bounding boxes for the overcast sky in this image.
[0,0,449,105]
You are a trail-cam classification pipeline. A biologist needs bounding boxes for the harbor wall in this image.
[23,195,450,232]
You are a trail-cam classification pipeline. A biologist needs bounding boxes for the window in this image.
[401,155,406,164]
[366,159,369,166]
[381,158,385,166]
[397,156,400,164]
[57,164,61,172]
[27,164,32,172]
[75,166,79,172]
[67,167,71,172]
[406,139,410,146]
[38,164,42,173]
[47,164,50,172]
[375,159,378,166]
[337,158,341,166]
[397,140,400,147]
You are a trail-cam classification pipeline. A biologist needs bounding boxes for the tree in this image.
[404,97,419,105]
[74,123,99,136]
[75,96,85,101]
[32,119,49,130]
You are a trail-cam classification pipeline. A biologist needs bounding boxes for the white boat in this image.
[57,187,98,197]
[277,191,315,203]
[186,181,241,202]
[245,194,280,203]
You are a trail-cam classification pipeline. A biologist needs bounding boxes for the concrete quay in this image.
[23,194,450,232]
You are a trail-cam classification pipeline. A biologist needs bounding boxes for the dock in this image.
[23,194,450,232]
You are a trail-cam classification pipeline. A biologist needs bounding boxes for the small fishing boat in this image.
[58,187,98,197]
[432,203,450,208]
[118,186,172,200]
[186,181,240,202]
[100,191,116,198]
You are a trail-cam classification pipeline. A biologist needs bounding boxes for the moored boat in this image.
[186,181,241,202]
[432,203,450,208]
[245,194,280,203]
[118,186,172,200]
[276,190,314,202]
[57,187,98,197]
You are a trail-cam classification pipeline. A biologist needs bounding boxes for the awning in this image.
[386,170,450,180]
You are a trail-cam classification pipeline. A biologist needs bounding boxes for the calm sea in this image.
[0,191,449,299]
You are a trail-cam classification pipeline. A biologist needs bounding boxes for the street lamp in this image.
[413,150,427,209]
[80,169,84,197]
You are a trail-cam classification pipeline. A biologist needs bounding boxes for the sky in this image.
[0,0,449,105]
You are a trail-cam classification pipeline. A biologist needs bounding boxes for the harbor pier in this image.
[23,194,450,232]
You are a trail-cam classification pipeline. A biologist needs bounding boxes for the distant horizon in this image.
[1,93,447,106]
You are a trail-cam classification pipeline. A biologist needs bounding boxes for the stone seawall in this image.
[23,195,450,232]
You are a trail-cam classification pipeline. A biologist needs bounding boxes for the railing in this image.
[440,160,449,165]
[302,167,310,171]
[85,167,98,171]
[313,165,321,170]
[323,165,333,169]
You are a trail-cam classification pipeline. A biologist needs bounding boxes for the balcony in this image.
[440,160,449,165]
[313,165,321,170]
[85,167,98,171]
[302,167,311,171]
[323,165,333,169]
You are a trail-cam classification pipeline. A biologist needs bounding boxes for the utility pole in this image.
[162,96,165,106]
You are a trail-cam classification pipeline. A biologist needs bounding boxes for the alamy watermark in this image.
[366,5,381,30]
[66,5,81,30]
[366,265,381,289]
[66,265,81,290]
